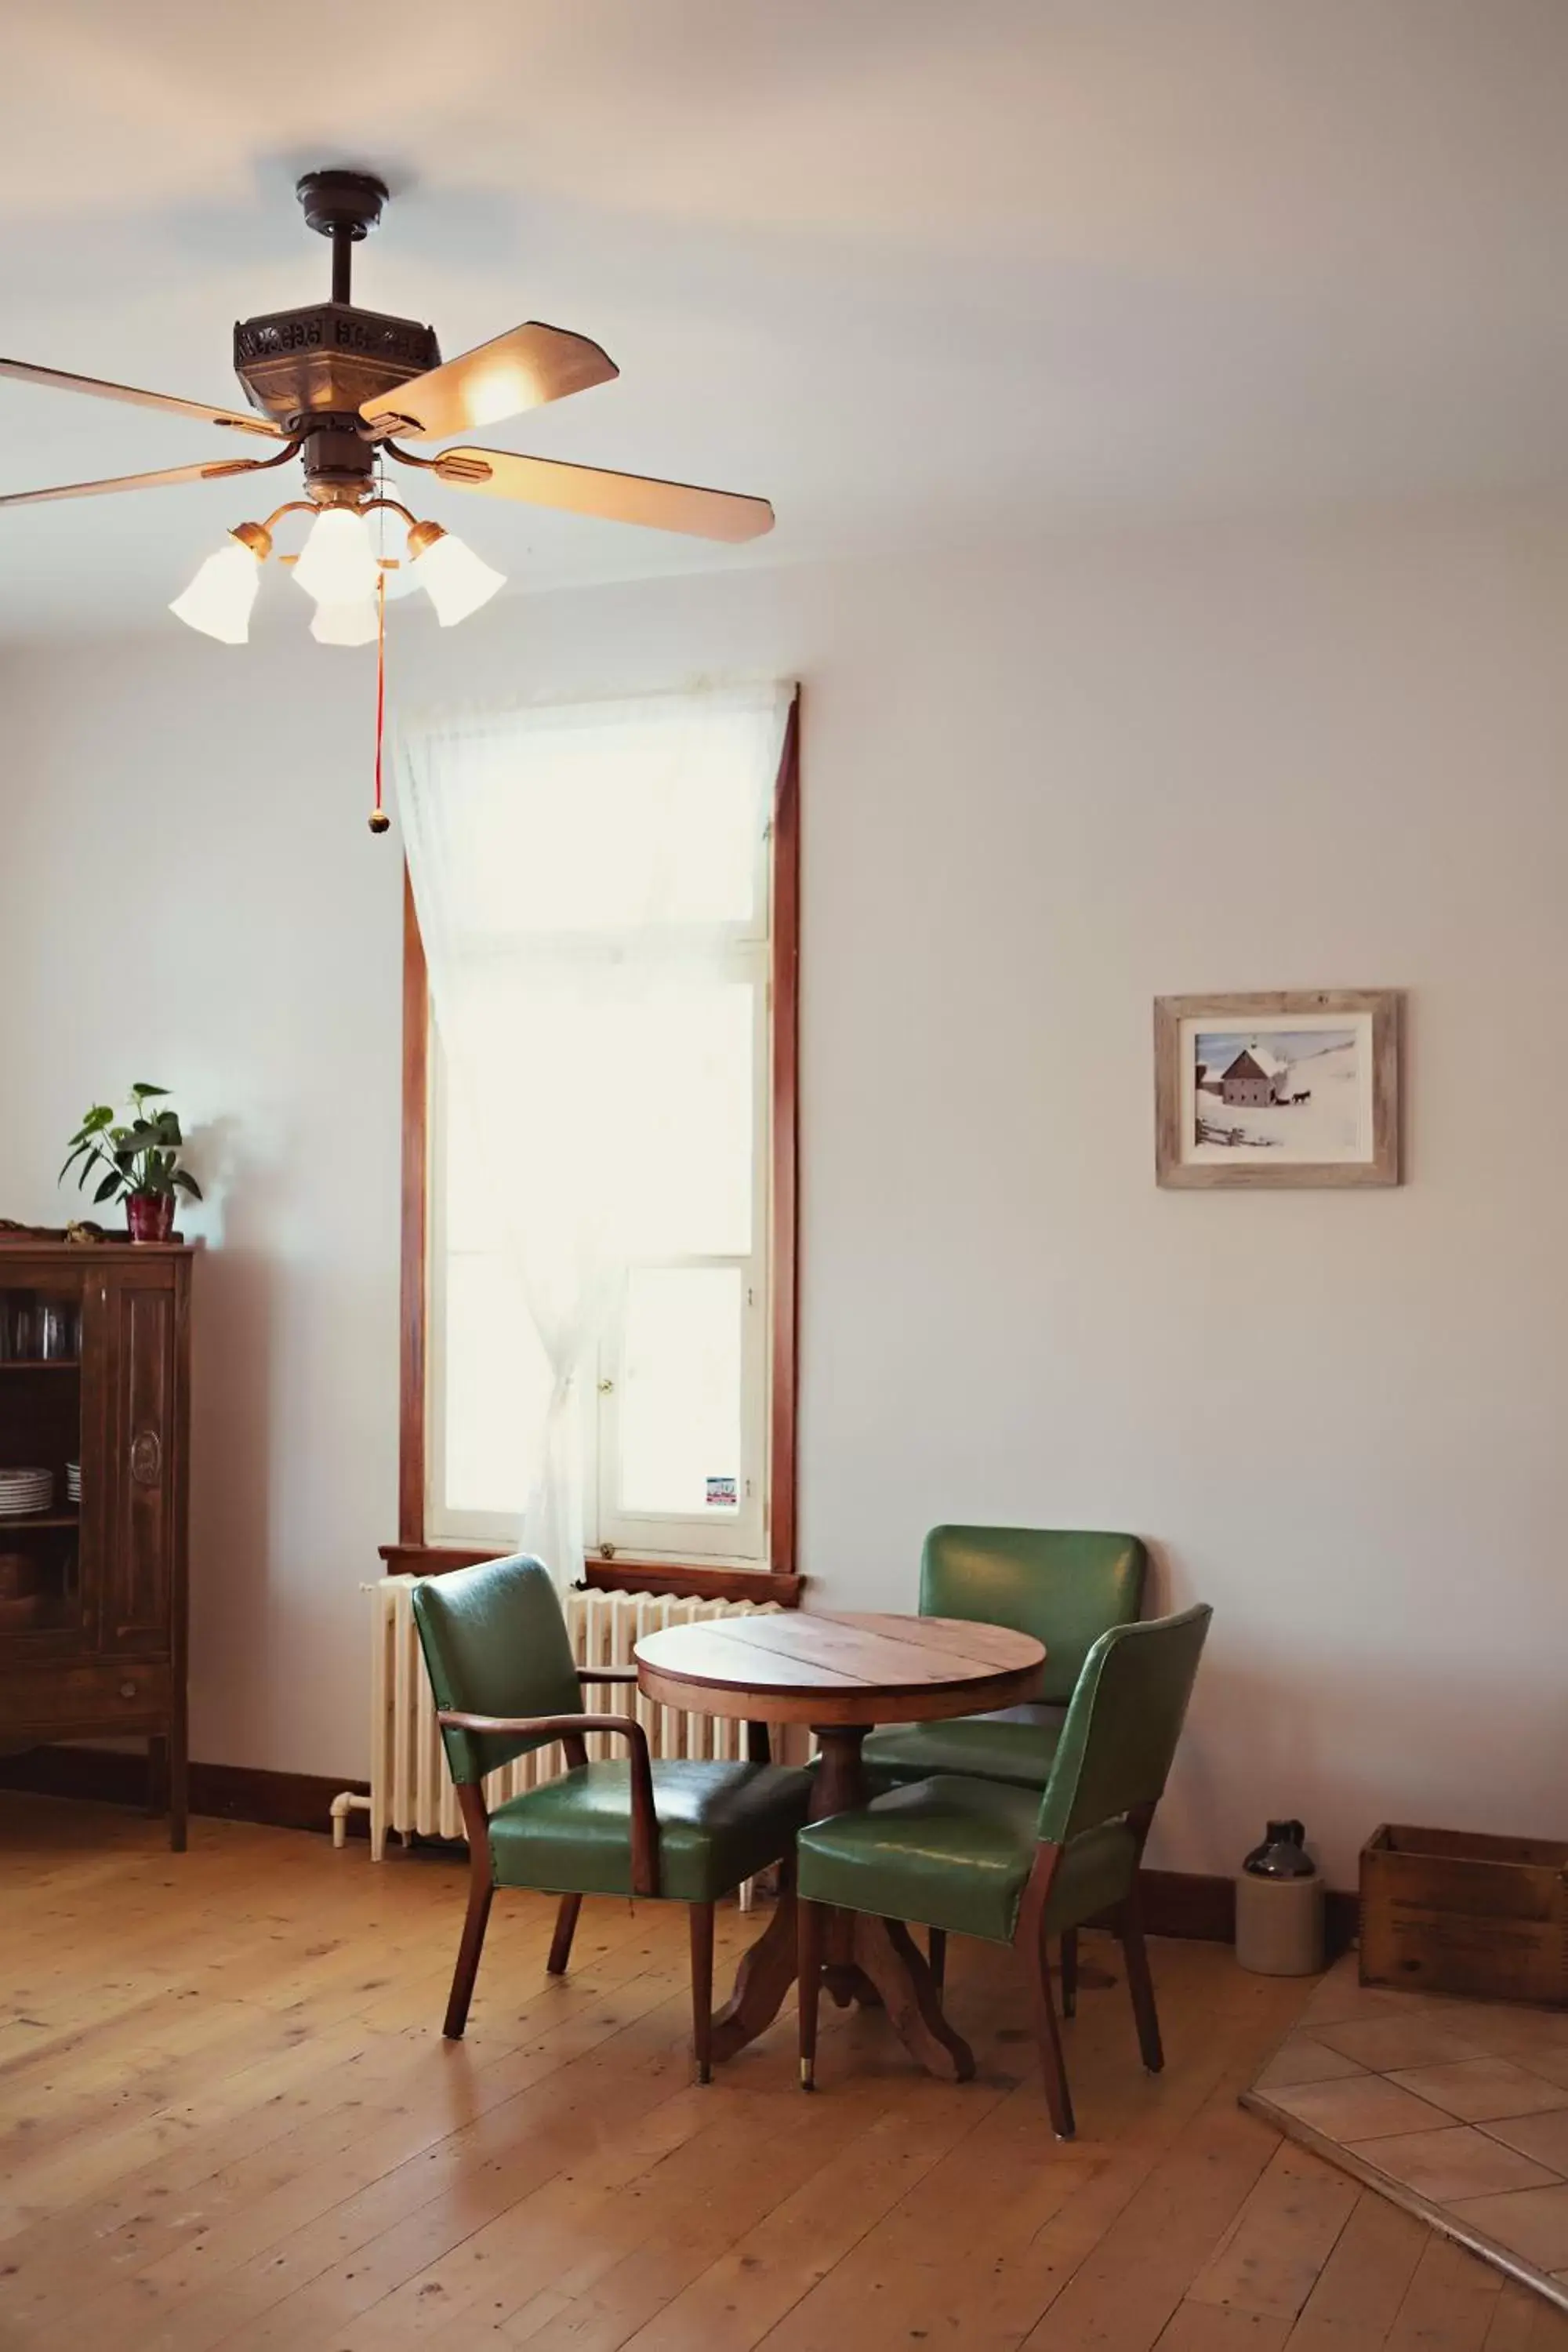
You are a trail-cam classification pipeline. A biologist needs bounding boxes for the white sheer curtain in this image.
[396,684,793,1591]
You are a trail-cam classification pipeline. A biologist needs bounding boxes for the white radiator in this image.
[348,1575,779,1861]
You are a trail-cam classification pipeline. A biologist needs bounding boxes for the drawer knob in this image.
[119,1681,137,1699]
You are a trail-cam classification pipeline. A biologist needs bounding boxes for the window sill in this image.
[378,1543,802,1609]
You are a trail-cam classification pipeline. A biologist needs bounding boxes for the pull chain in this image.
[368,471,390,835]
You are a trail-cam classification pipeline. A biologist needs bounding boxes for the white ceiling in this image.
[2,0,1567,638]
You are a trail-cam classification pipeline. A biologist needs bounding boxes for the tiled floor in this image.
[1243,1952,1568,2313]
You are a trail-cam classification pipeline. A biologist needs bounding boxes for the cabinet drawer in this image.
[0,1657,172,1736]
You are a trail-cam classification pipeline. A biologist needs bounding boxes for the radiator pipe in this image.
[329,1788,372,1848]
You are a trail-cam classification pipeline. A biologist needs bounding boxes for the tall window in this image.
[399,690,798,1591]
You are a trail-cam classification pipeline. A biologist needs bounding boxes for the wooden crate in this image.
[1360,1824,1568,2008]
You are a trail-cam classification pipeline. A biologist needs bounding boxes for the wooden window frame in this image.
[390,694,801,1607]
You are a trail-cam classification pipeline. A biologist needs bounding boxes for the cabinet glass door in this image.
[0,1276,88,1642]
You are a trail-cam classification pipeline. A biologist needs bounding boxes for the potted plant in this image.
[59,1084,203,1243]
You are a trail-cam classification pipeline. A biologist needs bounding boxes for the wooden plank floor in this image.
[3,1797,1568,2350]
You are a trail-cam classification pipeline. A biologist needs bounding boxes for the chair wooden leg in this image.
[547,1893,582,1976]
[446,1784,495,2041]
[1120,1893,1164,2074]
[798,1896,825,2089]
[1026,1936,1076,2138]
[1060,1926,1078,2019]
[443,1871,493,2039]
[927,1927,946,1992]
[690,1902,715,2083]
[1014,1843,1075,2137]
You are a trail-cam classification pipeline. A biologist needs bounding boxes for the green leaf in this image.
[130,1083,169,1099]
[172,1170,203,1199]
[82,1105,114,1134]
[93,1171,122,1204]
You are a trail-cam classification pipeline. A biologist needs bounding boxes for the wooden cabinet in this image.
[0,1238,194,1847]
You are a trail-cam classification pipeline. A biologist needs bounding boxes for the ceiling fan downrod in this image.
[295,169,388,308]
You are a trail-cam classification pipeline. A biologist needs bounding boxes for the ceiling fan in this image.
[0,169,775,646]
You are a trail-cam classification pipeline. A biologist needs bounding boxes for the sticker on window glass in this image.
[706,1475,738,1508]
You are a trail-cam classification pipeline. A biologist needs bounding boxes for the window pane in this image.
[621,982,756,1259]
[616,1266,743,1518]
[440,1063,503,1254]
[448,704,765,935]
[442,1253,549,1515]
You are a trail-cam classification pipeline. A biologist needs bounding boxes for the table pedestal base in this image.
[709,1721,978,2082]
[709,1886,976,2081]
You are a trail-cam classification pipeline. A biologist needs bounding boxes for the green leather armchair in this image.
[796,1604,1212,2137]
[861,1525,1147,1792]
[412,1555,812,2080]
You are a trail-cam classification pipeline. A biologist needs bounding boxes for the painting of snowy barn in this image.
[1155,991,1401,1189]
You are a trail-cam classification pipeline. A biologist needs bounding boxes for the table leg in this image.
[710,1855,799,2066]
[851,1915,975,2082]
[811,1726,882,2008]
[706,1717,980,2082]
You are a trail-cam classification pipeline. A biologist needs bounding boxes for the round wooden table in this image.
[634,1610,1046,2081]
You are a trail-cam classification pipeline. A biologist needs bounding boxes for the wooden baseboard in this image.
[0,1743,368,1838]
[1138,1868,1236,1943]
[0,1748,1361,1955]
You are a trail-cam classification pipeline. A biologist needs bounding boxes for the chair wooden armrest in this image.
[576,1665,641,1686]
[437,1709,659,1896]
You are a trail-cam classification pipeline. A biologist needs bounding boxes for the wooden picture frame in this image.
[1154,989,1401,1189]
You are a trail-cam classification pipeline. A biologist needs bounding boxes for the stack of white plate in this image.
[0,1467,53,1518]
[65,1461,81,1504]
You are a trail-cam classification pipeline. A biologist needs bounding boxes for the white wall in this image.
[2,510,1565,1883]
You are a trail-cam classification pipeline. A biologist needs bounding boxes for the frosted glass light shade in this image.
[169,535,263,644]
[310,597,380,646]
[293,509,379,607]
[412,528,506,625]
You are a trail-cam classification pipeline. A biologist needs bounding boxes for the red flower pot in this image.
[126,1192,176,1244]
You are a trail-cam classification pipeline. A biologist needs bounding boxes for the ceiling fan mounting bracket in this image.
[296,170,389,245]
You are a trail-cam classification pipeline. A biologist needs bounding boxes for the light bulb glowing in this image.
[310,598,381,647]
[292,509,379,607]
[409,524,506,626]
[169,530,265,644]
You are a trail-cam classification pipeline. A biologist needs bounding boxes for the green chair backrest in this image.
[1036,1604,1212,1846]
[412,1555,582,1786]
[920,1526,1148,1704]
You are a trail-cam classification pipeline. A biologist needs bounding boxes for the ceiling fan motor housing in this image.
[233,304,441,503]
[233,306,441,430]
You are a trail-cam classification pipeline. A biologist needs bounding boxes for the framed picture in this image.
[1154,989,1401,1188]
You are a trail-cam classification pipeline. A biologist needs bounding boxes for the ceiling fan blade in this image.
[428,447,775,542]
[361,323,618,441]
[0,456,284,509]
[0,357,283,439]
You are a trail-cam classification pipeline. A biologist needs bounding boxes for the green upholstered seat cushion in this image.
[796,1773,1138,1945]
[860,1702,1065,1791]
[487,1760,812,1904]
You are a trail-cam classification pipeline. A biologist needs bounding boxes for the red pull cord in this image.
[368,563,390,835]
